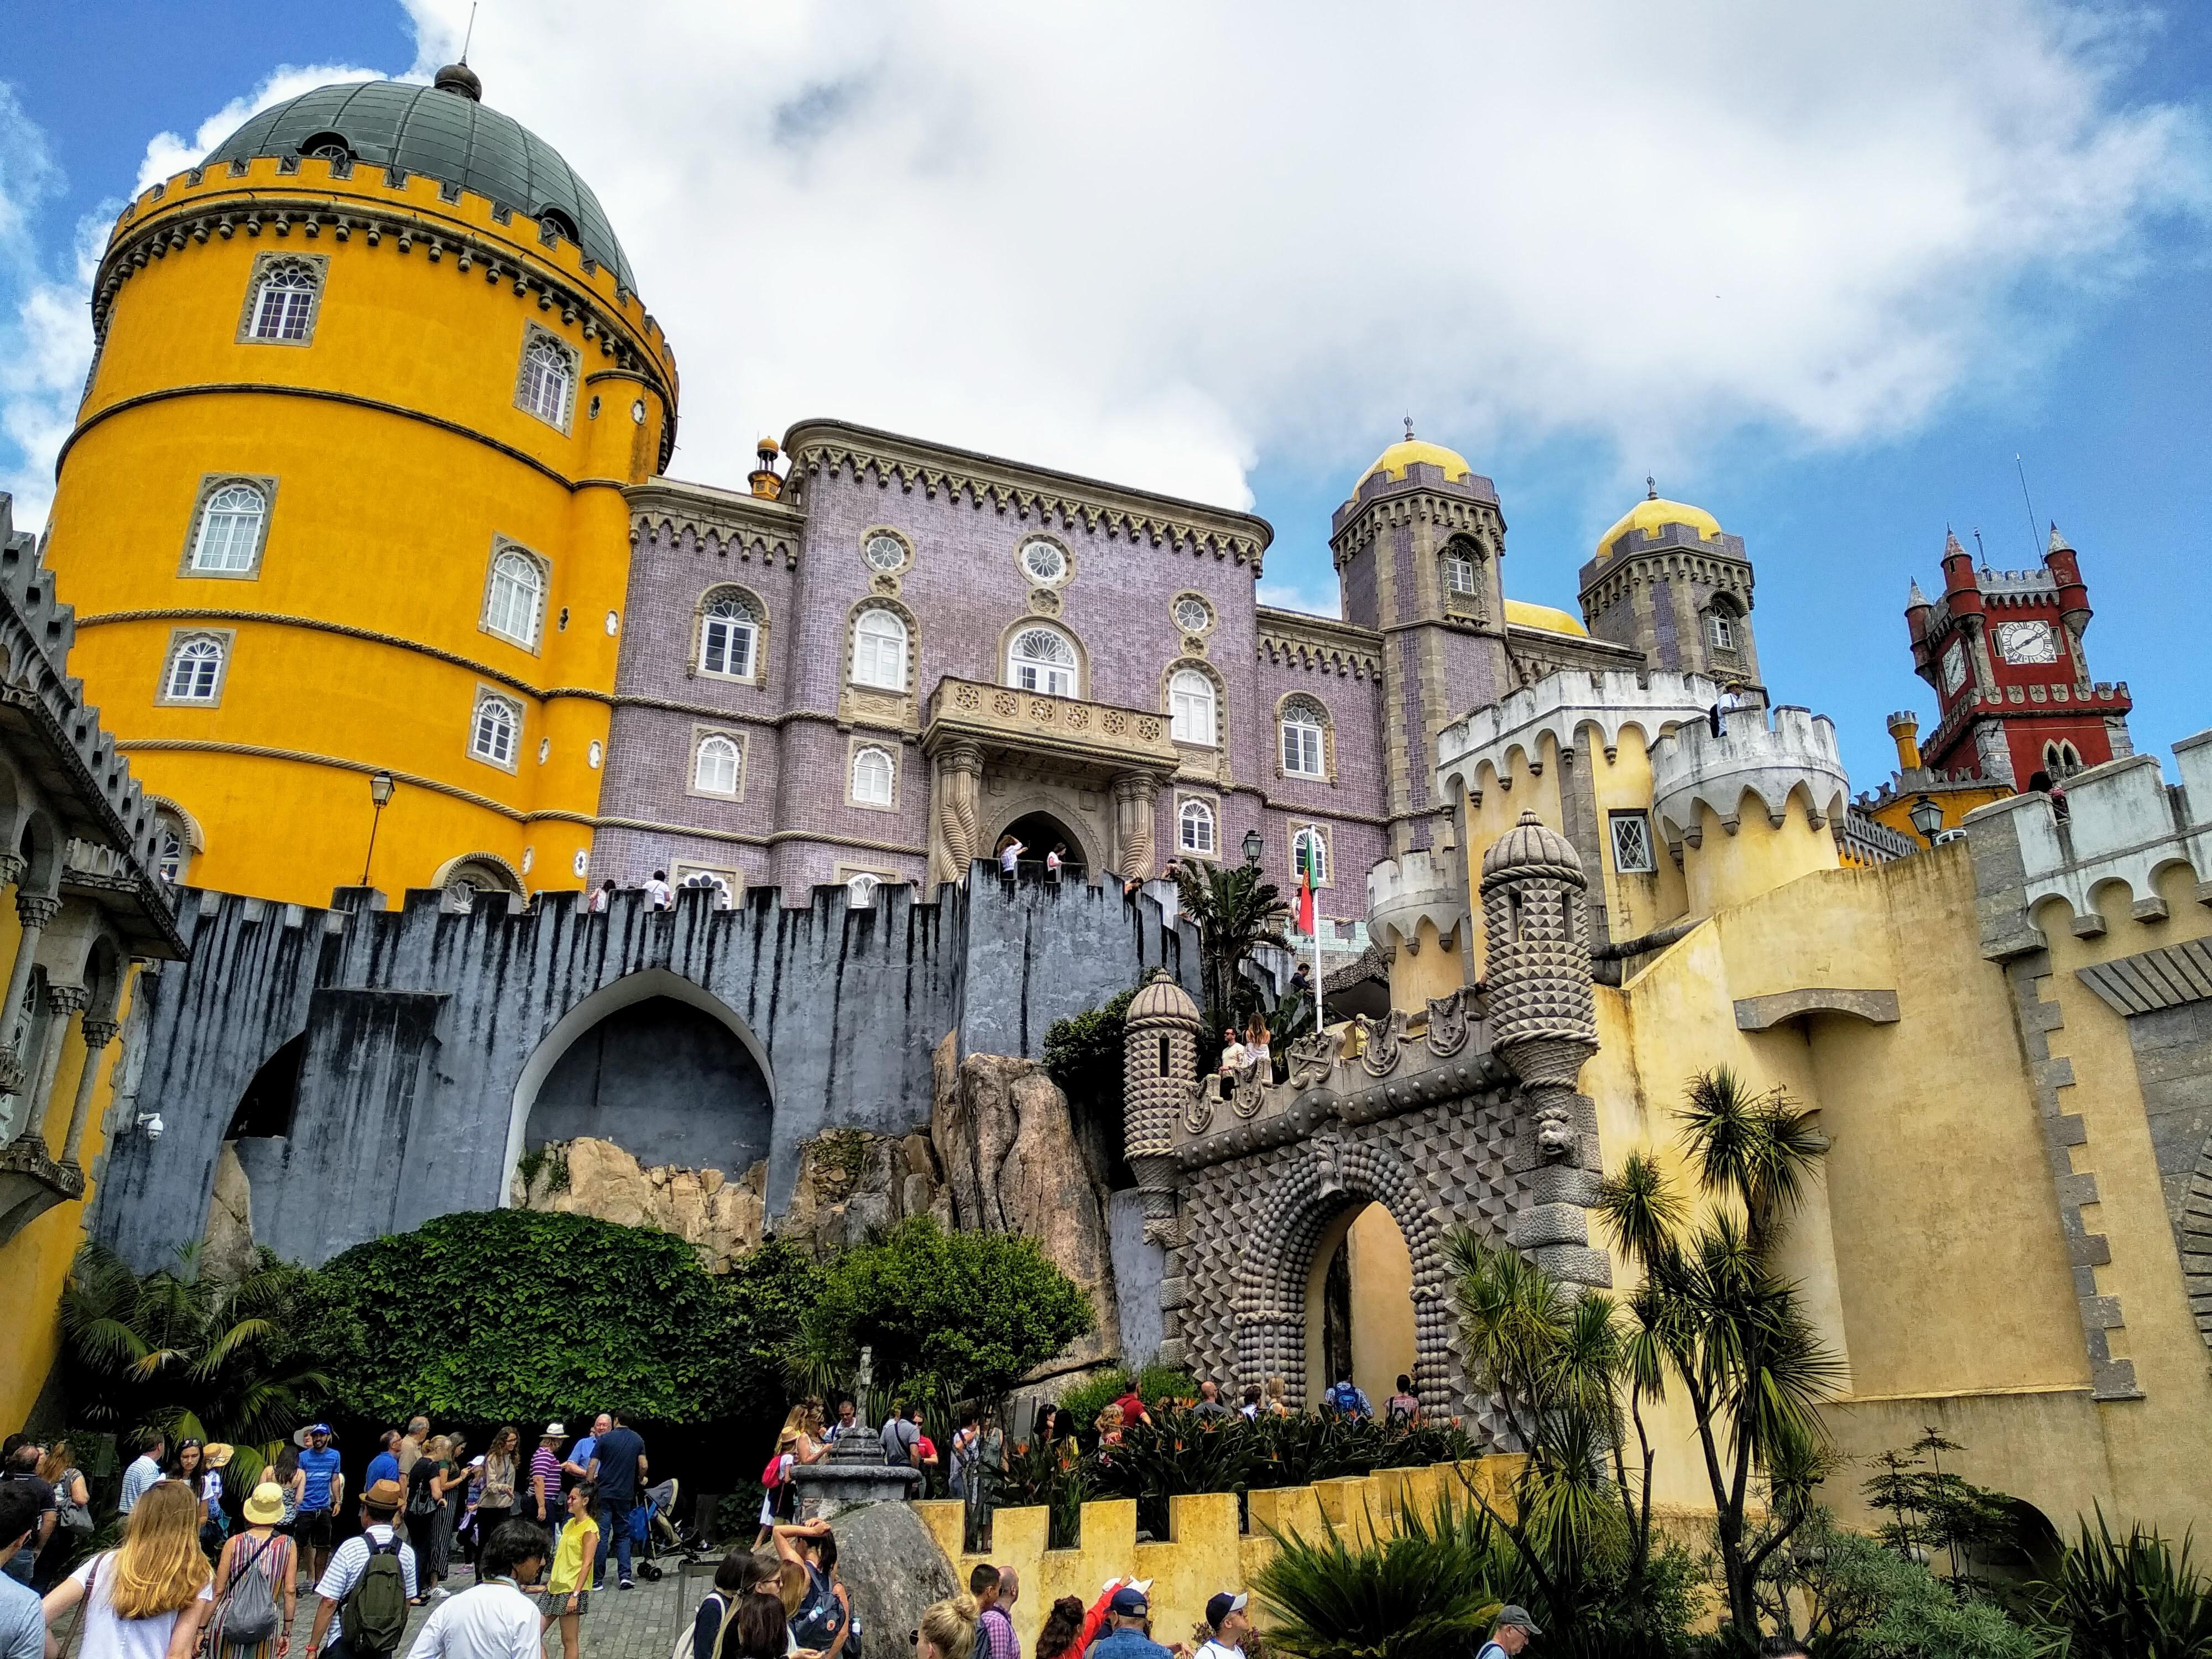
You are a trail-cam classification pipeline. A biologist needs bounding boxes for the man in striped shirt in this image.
[529,1426,566,1537]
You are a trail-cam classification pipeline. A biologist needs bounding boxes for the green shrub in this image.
[1056,1369,1132,1433]
[795,1217,1093,1407]
[1253,1489,1504,1659]
[1042,988,1136,1114]
[306,1209,745,1423]
[2030,1507,2212,1658]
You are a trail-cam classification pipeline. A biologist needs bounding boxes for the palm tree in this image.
[59,1241,329,1485]
[1597,1067,1846,1639]
[1172,859,1291,1041]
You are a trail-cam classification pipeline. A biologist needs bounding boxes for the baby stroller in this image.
[633,1478,700,1579]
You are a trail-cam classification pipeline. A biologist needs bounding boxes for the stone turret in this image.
[1648,703,1849,916]
[1123,969,1201,1364]
[1480,811,1597,1163]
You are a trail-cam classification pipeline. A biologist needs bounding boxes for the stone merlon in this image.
[1649,702,1849,848]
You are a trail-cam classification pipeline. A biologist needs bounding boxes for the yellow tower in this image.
[44,66,678,906]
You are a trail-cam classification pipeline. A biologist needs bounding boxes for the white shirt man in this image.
[644,873,675,910]
[1195,1592,1249,1659]
[117,1437,164,1515]
[309,1508,419,1651]
[403,1524,545,1659]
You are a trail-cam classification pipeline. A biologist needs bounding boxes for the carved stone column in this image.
[0,893,60,1098]
[60,1018,119,1168]
[14,983,87,1147]
[1113,771,1161,883]
[926,741,984,889]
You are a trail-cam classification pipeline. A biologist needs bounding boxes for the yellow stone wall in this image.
[915,1457,1523,1649]
[45,155,676,906]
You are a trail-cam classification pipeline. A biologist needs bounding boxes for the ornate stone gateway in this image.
[1121,812,1610,1431]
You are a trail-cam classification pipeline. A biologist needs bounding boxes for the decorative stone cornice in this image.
[1329,493,1500,566]
[1254,608,1383,679]
[782,419,1270,573]
[628,478,805,568]
[922,677,1180,778]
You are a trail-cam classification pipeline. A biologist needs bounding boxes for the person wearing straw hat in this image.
[306,1480,417,1658]
[208,1484,296,1659]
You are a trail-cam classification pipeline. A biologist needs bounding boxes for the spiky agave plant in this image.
[1252,1490,1505,1659]
[2032,1506,2212,1658]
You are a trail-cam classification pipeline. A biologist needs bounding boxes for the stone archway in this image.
[1233,1129,1454,1413]
[501,967,775,1200]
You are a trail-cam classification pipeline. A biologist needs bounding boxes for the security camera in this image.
[137,1112,164,1140]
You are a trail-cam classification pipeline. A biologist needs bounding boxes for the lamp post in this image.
[1241,826,1264,867]
[361,771,397,886]
[1908,792,1944,847]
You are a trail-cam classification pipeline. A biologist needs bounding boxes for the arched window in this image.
[1178,798,1216,855]
[538,207,580,243]
[846,872,882,907]
[693,733,742,796]
[1706,601,1741,654]
[162,635,226,702]
[1170,669,1217,746]
[2044,740,2084,780]
[248,258,321,341]
[1008,627,1077,696]
[698,590,760,679]
[481,548,545,646]
[190,482,267,573]
[518,333,575,426]
[851,744,895,806]
[1281,696,1327,777]
[1442,541,1480,597]
[470,692,521,767]
[154,811,193,885]
[1292,826,1328,885]
[851,608,909,691]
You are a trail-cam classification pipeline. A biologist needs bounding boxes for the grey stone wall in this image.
[93,868,1203,1271]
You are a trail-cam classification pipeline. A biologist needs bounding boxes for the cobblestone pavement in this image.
[265,1554,720,1659]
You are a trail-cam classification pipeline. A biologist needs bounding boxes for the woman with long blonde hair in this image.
[41,1480,214,1659]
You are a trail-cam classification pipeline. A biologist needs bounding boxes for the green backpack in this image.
[340,1536,410,1656]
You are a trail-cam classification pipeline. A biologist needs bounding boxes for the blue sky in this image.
[3,2,2207,792]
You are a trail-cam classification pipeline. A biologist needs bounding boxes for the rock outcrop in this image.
[831,1500,957,1659]
[510,1130,948,1268]
[931,1036,1120,1369]
[200,1142,257,1280]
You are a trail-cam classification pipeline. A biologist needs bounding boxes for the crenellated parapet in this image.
[1366,846,1469,956]
[1436,670,1717,802]
[1968,729,2212,953]
[1648,702,1849,851]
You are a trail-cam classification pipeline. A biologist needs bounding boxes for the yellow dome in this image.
[1595,492,1724,562]
[1359,438,1475,487]
[1503,598,1588,637]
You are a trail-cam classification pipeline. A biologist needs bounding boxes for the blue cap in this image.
[1109,1588,1149,1616]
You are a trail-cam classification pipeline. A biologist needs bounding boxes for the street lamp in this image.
[1241,826,1264,866]
[361,770,397,885]
[1907,793,1944,846]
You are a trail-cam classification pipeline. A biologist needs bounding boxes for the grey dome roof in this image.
[1481,810,1584,884]
[202,75,636,291]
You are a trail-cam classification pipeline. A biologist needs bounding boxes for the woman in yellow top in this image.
[542,1480,599,1659]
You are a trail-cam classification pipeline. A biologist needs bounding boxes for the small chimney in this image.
[748,436,783,500]
[1886,710,1922,772]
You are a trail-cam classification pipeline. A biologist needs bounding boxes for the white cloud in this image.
[388,0,2204,515]
[4,7,2206,539]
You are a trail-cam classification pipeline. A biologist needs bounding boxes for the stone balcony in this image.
[922,677,1182,778]
[0,1134,85,1245]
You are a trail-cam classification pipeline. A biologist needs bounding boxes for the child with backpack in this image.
[205,1483,297,1659]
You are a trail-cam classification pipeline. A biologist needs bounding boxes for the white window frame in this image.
[468,689,523,771]
[861,530,912,576]
[1008,627,1078,697]
[1291,825,1329,886]
[158,632,229,705]
[246,256,322,343]
[851,607,909,692]
[1610,811,1656,875]
[1170,669,1217,747]
[691,731,743,799]
[1442,552,1479,597]
[1019,537,1071,587]
[481,546,547,649]
[849,743,897,809]
[1707,610,1736,653]
[156,826,188,885]
[1172,594,1213,635]
[1178,797,1217,857]
[1281,698,1326,778]
[697,591,761,681]
[187,481,270,576]
[515,328,577,431]
[672,864,741,908]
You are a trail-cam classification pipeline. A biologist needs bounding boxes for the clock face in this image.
[1941,643,1967,694]
[1996,619,2059,665]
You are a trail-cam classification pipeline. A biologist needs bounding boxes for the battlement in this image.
[1649,702,1849,848]
[1966,729,2212,950]
[1366,846,1469,953]
[1436,668,1718,800]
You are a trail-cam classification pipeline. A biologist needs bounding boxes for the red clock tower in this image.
[1903,525,2131,787]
